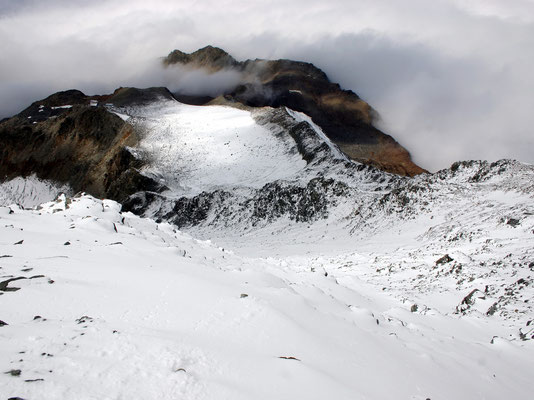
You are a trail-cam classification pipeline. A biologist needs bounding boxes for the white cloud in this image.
[1,0,533,170]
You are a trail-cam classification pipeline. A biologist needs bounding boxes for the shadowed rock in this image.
[0,91,167,202]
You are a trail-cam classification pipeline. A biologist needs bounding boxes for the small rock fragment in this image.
[486,302,498,316]
[436,254,453,265]
[506,218,520,227]
[76,315,93,324]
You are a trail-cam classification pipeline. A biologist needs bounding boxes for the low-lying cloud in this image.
[133,61,243,97]
[1,0,533,171]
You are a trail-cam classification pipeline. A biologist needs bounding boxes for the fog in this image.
[1,0,533,170]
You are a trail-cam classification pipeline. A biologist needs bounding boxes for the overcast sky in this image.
[1,0,533,171]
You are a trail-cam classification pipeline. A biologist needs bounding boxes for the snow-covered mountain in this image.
[1,49,533,399]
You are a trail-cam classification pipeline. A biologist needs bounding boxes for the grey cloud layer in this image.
[1,0,533,170]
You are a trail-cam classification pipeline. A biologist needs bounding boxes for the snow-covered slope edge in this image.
[1,194,532,400]
[0,175,71,208]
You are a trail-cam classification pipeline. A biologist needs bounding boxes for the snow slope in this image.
[1,194,533,400]
[203,160,534,339]
[121,100,307,197]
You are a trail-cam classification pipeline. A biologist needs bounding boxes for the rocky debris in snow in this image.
[76,316,94,324]
[486,302,499,316]
[456,289,484,314]
[126,176,351,229]
[0,192,532,399]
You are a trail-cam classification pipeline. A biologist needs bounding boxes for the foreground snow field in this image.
[1,193,533,400]
[1,100,533,399]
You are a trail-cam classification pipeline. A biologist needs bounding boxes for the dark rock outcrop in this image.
[123,176,351,229]
[0,90,166,202]
[163,46,426,176]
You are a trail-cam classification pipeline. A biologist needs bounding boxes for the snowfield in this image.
[0,192,532,399]
[122,101,307,197]
[1,100,533,399]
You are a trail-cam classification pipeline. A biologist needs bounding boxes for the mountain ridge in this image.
[163,46,425,176]
[1,47,533,400]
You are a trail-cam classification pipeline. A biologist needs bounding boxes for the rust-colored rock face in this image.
[163,46,426,176]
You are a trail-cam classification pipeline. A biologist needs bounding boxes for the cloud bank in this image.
[1,0,533,170]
